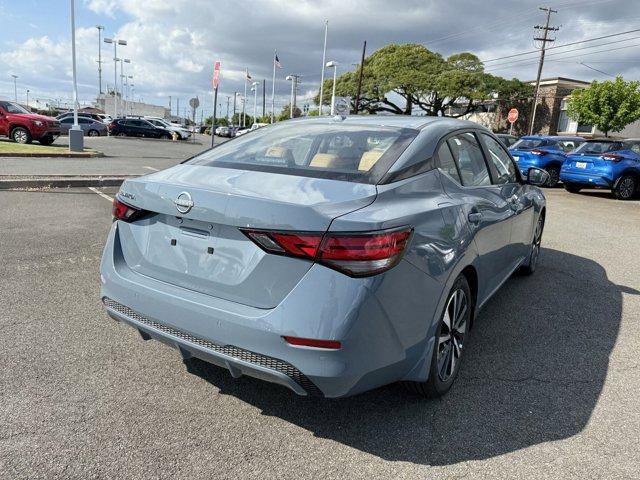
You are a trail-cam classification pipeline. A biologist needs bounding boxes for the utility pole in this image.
[286,75,300,118]
[169,96,172,116]
[529,7,559,135]
[354,40,367,114]
[226,95,231,122]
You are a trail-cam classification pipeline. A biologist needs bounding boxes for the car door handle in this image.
[468,212,482,224]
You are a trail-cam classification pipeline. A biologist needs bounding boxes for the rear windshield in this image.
[572,141,621,154]
[511,138,546,150]
[187,122,418,183]
[512,138,582,152]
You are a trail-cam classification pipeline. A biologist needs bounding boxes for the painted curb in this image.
[0,152,105,158]
[0,175,135,189]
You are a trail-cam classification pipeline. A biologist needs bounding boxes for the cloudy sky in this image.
[0,0,638,116]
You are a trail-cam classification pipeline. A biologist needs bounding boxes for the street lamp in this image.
[69,0,83,152]
[96,25,104,94]
[251,81,259,124]
[10,74,18,102]
[286,75,295,119]
[103,36,127,117]
[26,89,30,109]
[118,58,130,115]
[325,61,339,115]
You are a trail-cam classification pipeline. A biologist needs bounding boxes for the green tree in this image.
[277,104,302,121]
[567,76,640,137]
[314,43,532,117]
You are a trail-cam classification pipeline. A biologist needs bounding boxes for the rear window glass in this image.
[187,122,418,183]
[572,142,621,154]
[511,138,546,150]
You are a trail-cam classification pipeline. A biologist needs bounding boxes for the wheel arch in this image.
[460,265,478,330]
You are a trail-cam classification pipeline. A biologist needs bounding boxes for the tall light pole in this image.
[103,37,127,117]
[319,20,328,115]
[26,89,30,109]
[10,75,18,102]
[233,92,238,127]
[69,0,83,152]
[326,61,339,115]
[118,58,130,116]
[226,95,231,123]
[251,81,259,124]
[96,25,104,94]
[127,75,133,115]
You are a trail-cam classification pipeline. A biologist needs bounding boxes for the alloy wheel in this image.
[618,177,635,199]
[13,129,27,143]
[437,289,468,382]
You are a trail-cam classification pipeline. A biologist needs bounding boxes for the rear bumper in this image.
[559,170,613,188]
[100,223,438,397]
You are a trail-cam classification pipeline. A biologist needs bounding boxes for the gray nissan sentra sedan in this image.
[100,116,549,398]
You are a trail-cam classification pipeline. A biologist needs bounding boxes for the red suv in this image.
[0,101,61,145]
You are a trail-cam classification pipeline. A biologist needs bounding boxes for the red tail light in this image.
[601,154,623,162]
[242,227,413,277]
[531,149,548,156]
[283,336,341,349]
[112,197,145,222]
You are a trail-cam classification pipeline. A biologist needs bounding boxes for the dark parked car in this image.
[107,118,173,139]
[59,116,108,136]
[495,133,519,148]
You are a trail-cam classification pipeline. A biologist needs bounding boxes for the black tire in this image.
[11,126,32,144]
[545,165,560,188]
[403,275,471,398]
[38,135,54,146]
[613,175,637,200]
[519,213,544,276]
[563,182,581,194]
[161,133,172,140]
[88,129,99,137]
[116,132,127,137]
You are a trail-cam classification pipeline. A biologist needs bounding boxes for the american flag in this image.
[274,53,282,69]
[246,69,252,80]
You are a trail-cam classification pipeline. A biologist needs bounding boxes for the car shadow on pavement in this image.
[185,248,636,466]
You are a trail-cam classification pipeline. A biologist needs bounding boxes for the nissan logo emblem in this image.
[174,192,194,214]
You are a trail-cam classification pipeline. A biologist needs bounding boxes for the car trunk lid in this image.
[115,165,377,308]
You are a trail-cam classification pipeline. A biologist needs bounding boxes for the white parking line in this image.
[143,166,160,172]
[88,187,114,202]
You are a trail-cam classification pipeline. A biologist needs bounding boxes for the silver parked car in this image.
[59,116,108,136]
[101,116,548,398]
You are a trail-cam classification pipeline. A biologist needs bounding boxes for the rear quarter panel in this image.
[328,168,478,382]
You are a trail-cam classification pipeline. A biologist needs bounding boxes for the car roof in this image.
[520,135,584,141]
[280,115,487,133]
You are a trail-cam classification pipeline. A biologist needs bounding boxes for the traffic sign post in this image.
[211,61,221,148]
[507,108,519,135]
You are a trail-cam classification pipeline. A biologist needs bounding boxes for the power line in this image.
[485,41,640,72]
[482,28,640,63]
[485,34,640,70]
[579,62,616,77]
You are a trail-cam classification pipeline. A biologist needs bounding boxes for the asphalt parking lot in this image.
[0,135,214,176]
[1,186,639,479]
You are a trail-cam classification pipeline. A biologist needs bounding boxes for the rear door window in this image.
[447,132,492,187]
[480,133,518,184]
[436,143,461,183]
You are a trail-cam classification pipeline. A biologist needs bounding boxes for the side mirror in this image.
[526,167,550,186]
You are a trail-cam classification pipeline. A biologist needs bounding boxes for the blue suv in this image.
[560,139,640,200]
[509,135,585,187]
